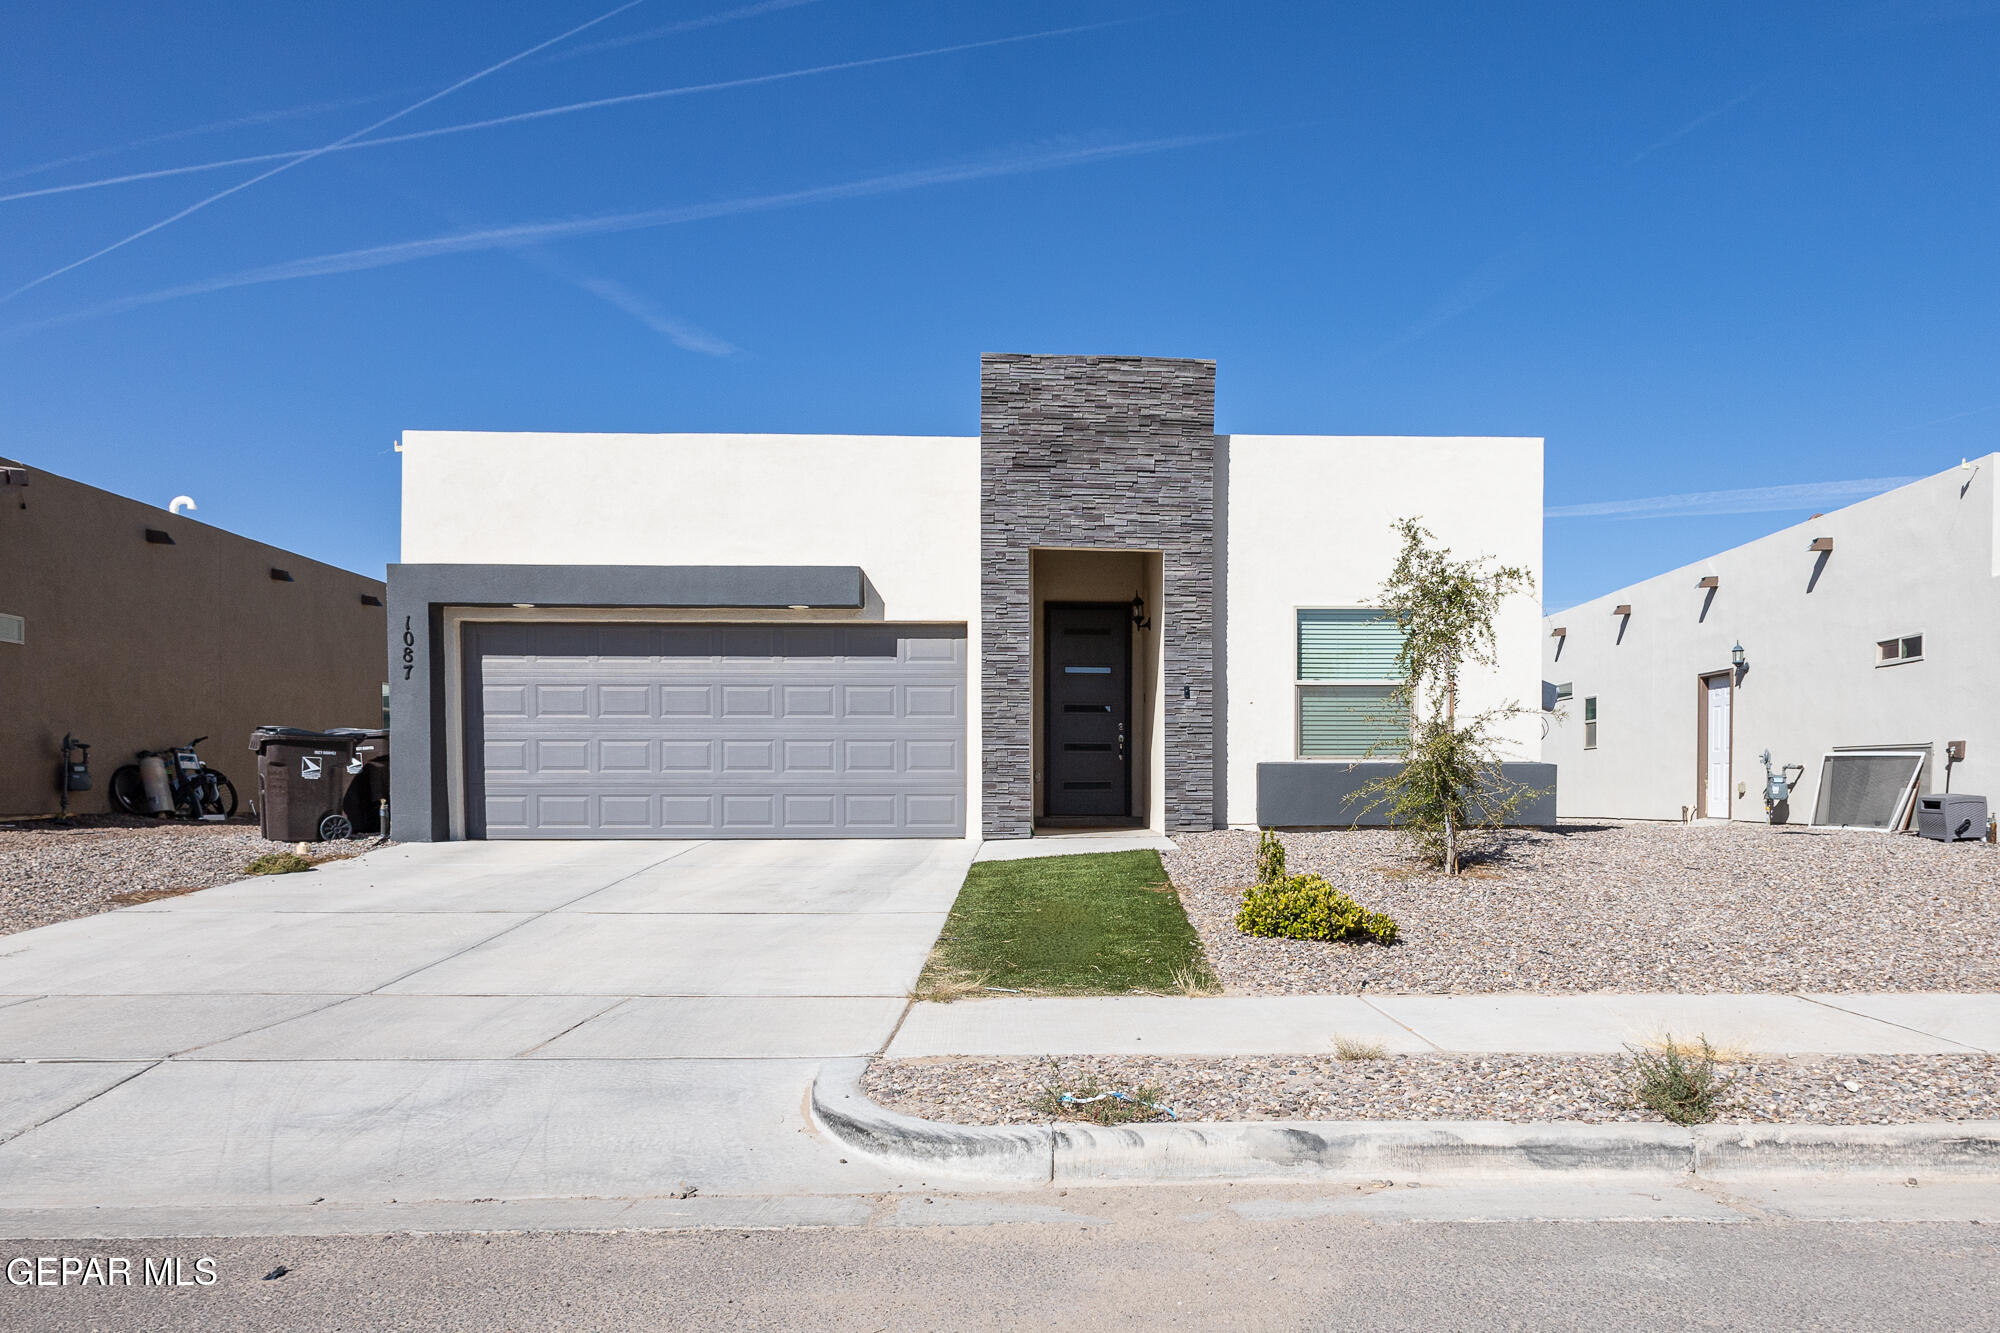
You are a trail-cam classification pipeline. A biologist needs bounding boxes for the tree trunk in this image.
[1444,664,1459,875]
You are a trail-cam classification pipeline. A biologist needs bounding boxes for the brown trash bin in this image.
[249,728,361,842]
[327,728,389,837]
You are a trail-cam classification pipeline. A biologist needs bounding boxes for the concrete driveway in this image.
[0,838,974,1230]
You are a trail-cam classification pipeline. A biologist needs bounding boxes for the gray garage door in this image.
[464,622,966,838]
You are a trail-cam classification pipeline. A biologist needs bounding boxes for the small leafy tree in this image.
[1357,518,1541,874]
[1255,828,1287,885]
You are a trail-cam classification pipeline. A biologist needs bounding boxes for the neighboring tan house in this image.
[389,353,1548,842]
[1542,456,1998,825]
[0,459,388,818]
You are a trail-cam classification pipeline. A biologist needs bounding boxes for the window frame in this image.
[1293,605,1410,761]
[1583,694,1598,750]
[1875,633,1924,667]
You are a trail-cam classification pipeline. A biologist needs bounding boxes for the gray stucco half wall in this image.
[386,563,866,842]
[1256,762,1559,828]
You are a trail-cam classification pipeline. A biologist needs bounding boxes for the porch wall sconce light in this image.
[1731,641,1747,670]
[1131,594,1151,631]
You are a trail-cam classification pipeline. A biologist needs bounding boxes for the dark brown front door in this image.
[1043,602,1131,818]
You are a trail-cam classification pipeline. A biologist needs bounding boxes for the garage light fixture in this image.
[788,604,809,611]
[511,603,536,609]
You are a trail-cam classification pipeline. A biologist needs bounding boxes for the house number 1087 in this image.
[402,616,416,680]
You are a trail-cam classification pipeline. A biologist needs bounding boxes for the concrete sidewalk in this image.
[885,993,2000,1058]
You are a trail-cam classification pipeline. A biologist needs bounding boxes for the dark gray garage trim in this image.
[1256,761,1558,828]
[387,564,867,842]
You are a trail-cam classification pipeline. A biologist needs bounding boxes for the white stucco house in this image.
[1542,456,1999,826]
[389,354,1546,842]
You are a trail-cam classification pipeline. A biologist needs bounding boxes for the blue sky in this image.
[4,0,1995,610]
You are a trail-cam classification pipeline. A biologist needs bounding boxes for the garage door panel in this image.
[467,621,965,838]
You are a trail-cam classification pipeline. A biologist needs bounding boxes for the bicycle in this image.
[108,737,239,820]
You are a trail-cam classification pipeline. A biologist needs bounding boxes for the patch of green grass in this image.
[244,851,314,876]
[916,850,1218,998]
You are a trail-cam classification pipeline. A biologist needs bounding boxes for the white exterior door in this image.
[1703,675,1732,819]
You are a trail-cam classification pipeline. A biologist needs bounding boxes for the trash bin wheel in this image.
[318,813,354,842]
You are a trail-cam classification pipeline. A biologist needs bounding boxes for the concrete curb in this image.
[810,1059,1052,1183]
[811,1064,2000,1183]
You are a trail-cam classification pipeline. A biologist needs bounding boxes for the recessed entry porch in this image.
[1029,548,1165,833]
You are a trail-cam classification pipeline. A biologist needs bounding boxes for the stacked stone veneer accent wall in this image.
[979,353,1217,837]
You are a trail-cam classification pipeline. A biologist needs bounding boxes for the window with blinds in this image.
[1296,609,1408,758]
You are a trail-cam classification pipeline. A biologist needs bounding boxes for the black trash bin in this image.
[250,727,363,842]
[327,728,389,837]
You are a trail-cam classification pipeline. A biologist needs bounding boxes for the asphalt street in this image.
[6,1188,1997,1332]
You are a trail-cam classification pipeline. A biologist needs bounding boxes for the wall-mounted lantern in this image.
[1731,641,1746,670]
[1131,594,1151,631]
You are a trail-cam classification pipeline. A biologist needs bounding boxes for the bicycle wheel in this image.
[108,765,148,816]
[200,773,239,818]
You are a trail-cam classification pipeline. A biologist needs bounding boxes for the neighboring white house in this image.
[1541,456,1999,825]
[390,354,1545,842]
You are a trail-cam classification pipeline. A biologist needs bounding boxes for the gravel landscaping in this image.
[1166,821,2000,994]
[864,1053,2000,1126]
[0,815,384,935]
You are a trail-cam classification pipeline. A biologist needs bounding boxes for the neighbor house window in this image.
[1877,634,1923,666]
[1583,696,1598,749]
[1296,608,1409,758]
[0,612,21,646]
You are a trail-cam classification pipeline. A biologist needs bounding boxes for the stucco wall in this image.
[1221,435,1545,828]
[1541,456,2000,822]
[397,431,985,835]
[0,461,386,817]
[400,432,981,623]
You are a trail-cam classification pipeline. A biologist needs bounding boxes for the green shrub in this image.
[1255,828,1287,885]
[244,851,314,876]
[1235,873,1398,945]
[1626,1035,1733,1125]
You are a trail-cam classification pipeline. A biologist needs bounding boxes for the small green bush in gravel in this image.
[1255,828,1287,885]
[1626,1035,1733,1125]
[1235,873,1399,945]
[244,851,314,876]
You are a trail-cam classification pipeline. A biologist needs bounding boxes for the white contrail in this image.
[538,0,822,64]
[1546,476,1922,519]
[511,244,738,356]
[0,93,396,185]
[0,0,654,303]
[1626,87,1760,167]
[8,134,1230,337]
[0,21,1131,207]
